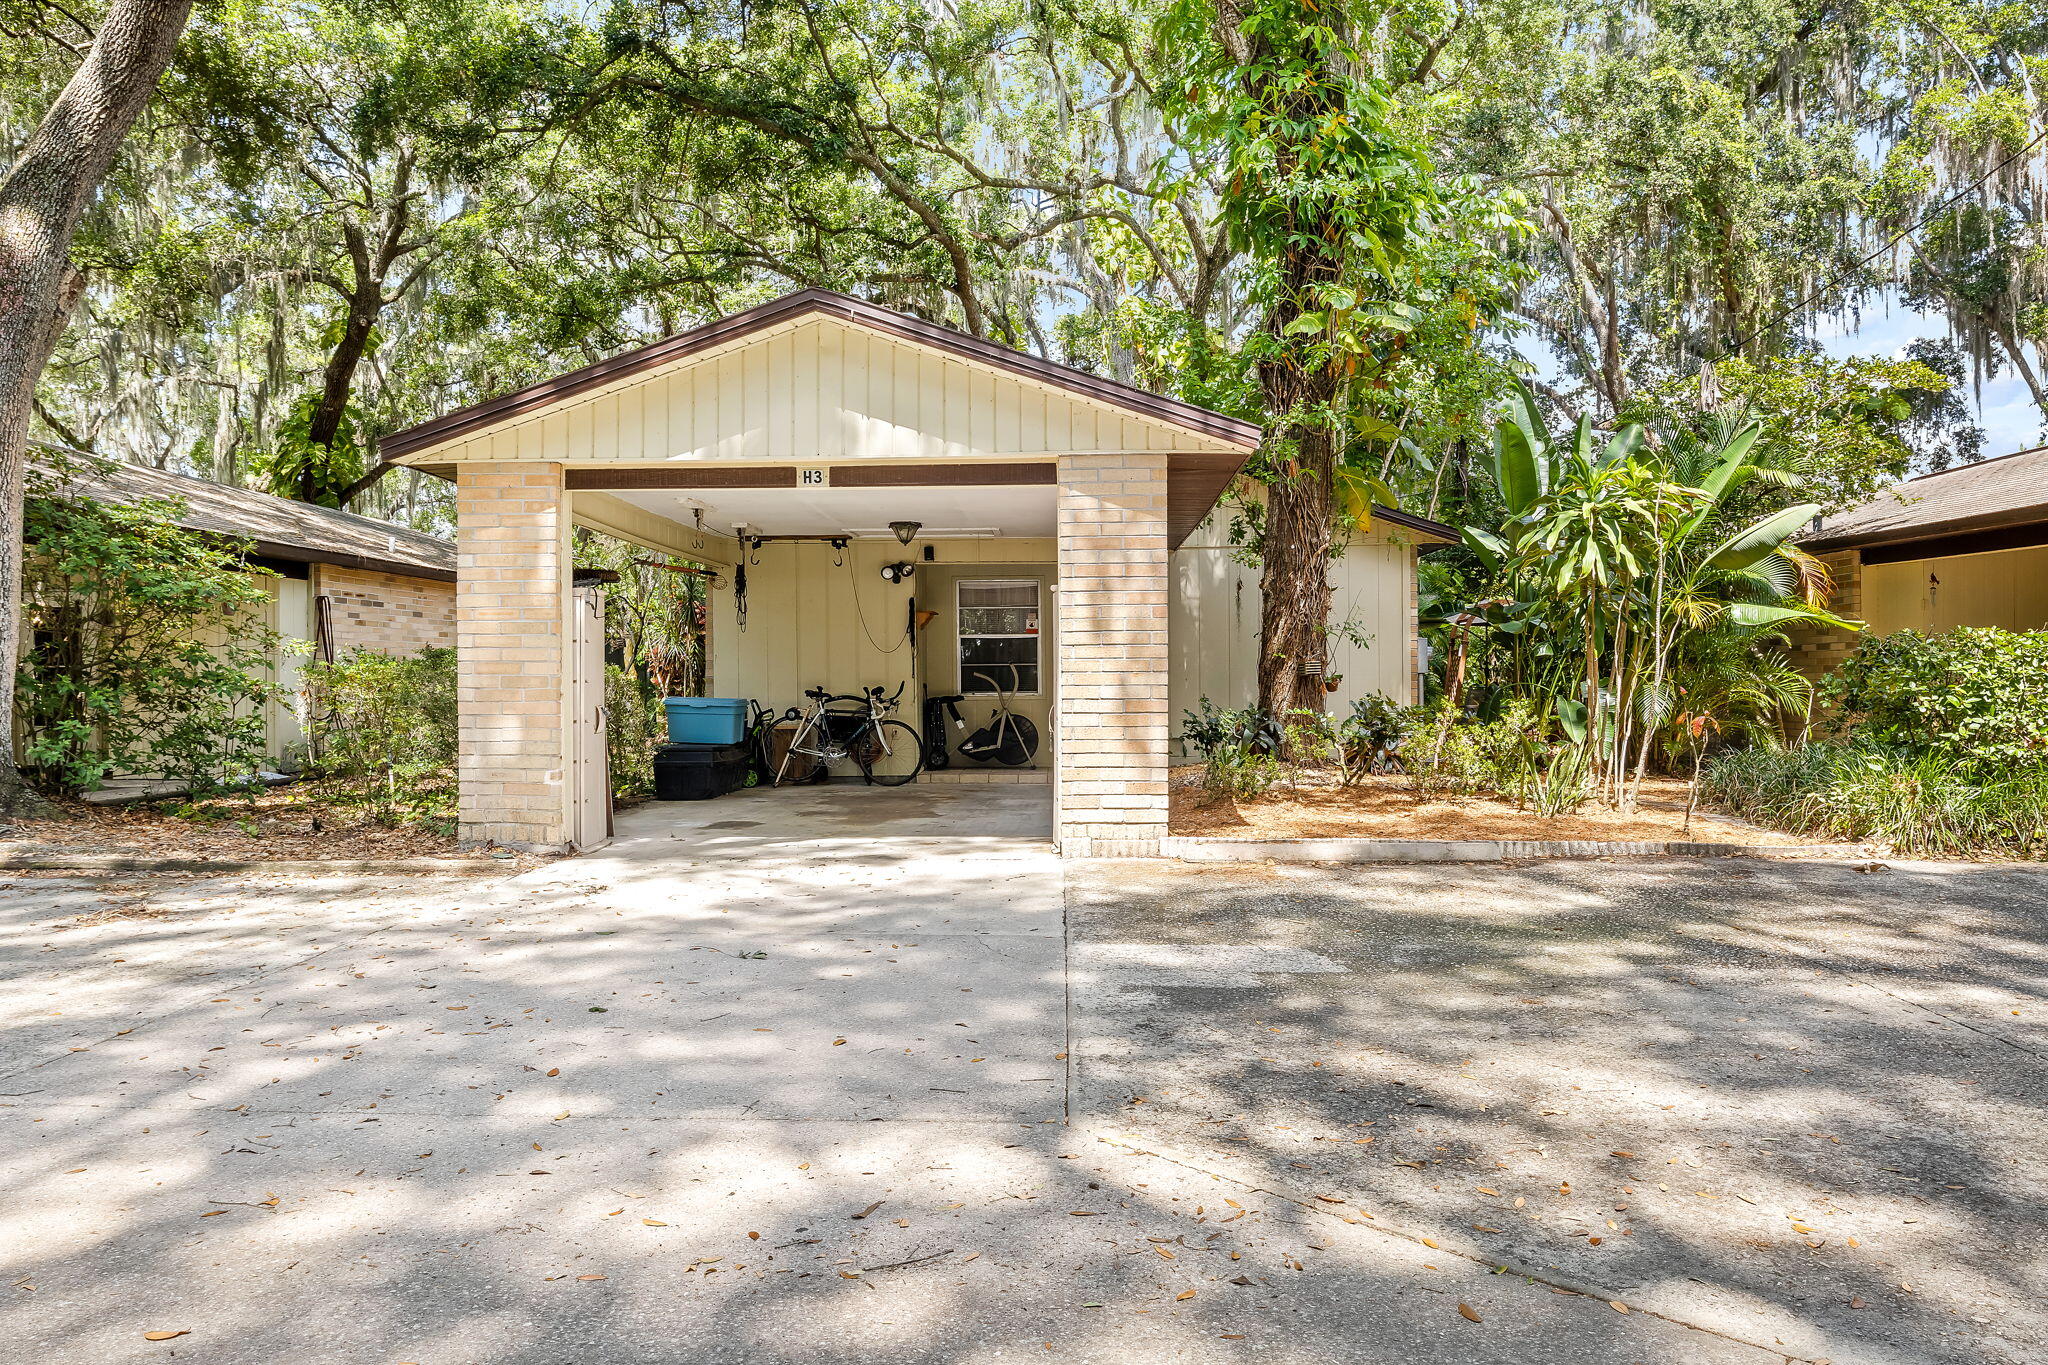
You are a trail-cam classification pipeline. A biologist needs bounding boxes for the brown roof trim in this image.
[1372,506,1459,543]
[1803,501,2048,553]
[381,289,1263,461]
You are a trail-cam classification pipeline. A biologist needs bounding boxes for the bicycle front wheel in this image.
[852,719,925,787]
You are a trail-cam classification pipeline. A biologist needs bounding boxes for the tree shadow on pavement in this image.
[1069,856,2048,1365]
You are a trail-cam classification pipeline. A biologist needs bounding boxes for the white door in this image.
[568,584,610,850]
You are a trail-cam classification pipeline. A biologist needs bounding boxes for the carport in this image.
[380,289,1260,856]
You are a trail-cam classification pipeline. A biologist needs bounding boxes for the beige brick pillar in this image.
[455,462,572,848]
[1055,451,1170,856]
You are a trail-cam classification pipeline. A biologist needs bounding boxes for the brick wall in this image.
[1787,549,1863,679]
[454,462,570,849]
[318,566,455,658]
[1055,451,1169,857]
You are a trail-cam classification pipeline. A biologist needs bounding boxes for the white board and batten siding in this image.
[427,317,1241,467]
[1170,514,1423,736]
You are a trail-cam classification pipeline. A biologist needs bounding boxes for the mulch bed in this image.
[1169,767,1831,846]
[1,781,488,863]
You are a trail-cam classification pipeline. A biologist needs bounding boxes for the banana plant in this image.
[1445,379,1861,808]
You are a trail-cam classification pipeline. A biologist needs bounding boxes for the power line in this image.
[1719,123,2048,358]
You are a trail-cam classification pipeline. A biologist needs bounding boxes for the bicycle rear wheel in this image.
[852,719,924,787]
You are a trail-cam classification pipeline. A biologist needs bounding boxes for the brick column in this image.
[455,462,572,848]
[1055,452,1170,856]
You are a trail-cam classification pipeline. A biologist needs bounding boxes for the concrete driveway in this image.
[1071,856,2048,1365]
[2,789,2035,1363]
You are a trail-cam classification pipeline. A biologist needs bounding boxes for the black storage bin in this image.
[653,742,750,801]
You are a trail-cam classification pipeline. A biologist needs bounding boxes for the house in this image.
[380,288,1452,855]
[1792,445,2048,676]
[30,451,456,763]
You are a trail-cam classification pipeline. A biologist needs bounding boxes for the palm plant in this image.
[1452,383,1857,808]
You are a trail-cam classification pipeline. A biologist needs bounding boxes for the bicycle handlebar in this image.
[803,682,906,708]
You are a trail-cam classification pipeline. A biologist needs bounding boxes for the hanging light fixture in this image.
[890,520,922,545]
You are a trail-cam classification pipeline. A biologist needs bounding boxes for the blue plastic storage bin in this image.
[663,697,749,745]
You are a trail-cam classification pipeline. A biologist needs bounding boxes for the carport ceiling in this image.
[600,484,1056,538]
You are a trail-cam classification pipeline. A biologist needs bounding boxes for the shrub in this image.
[1700,741,2048,858]
[1336,693,1408,780]
[17,473,284,797]
[1181,699,1283,798]
[1398,699,1585,812]
[1825,628,2048,766]
[306,646,457,828]
[607,664,664,797]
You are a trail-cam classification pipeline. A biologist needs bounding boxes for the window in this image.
[957,579,1041,695]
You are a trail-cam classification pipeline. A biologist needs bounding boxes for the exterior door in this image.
[568,584,610,850]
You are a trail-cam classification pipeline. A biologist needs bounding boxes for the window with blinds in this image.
[957,579,1041,694]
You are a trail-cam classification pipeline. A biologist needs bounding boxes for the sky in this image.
[1817,296,2044,457]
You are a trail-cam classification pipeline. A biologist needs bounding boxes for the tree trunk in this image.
[1219,0,1350,719]
[0,0,193,812]
[1257,430,1337,716]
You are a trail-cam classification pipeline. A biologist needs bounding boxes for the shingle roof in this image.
[1803,446,2048,553]
[30,449,454,581]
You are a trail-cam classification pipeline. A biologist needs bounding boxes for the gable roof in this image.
[380,288,1263,462]
[1804,445,2048,553]
[32,450,455,582]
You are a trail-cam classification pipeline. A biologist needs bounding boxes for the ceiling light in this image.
[890,520,922,545]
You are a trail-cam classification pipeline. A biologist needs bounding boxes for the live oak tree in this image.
[0,0,193,811]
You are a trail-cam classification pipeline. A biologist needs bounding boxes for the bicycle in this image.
[772,682,924,787]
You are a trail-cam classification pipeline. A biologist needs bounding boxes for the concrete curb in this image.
[1161,835,1877,864]
[0,851,515,876]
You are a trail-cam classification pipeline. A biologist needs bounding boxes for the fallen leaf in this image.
[747,1231,760,1240]
[1315,1194,1345,1203]
[198,1210,226,1218]
[143,1331,190,1341]
[1420,1238,1438,1249]
[852,1202,885,1220]
[1611,1150,1636,1159]
[1609,1301,1629,1314]
[1176,1290,1196,1301]
[1458,1303,1482,1323]
[643,1219,667,1227]
[1154,1246,1176,1260]
[1476,1187,1500,1196]
[577,1274,607,1281]
[546,1068,560,1077]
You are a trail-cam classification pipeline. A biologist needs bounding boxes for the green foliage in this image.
[305,646,457,830]
[1701,742,2048,859]
[1825,629,2048,768]
[1336,693,1409,780]
[1627,353,1961,517]
[16,473,283,798]
[1181,699,1284,799]
[1398,699,1585,813]
[249,393,368,507]
[606,663,663,799]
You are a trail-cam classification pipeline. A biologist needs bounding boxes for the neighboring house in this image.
[1791,445,2048,677]
[379,287,1453,854]
[30,451,455,762]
